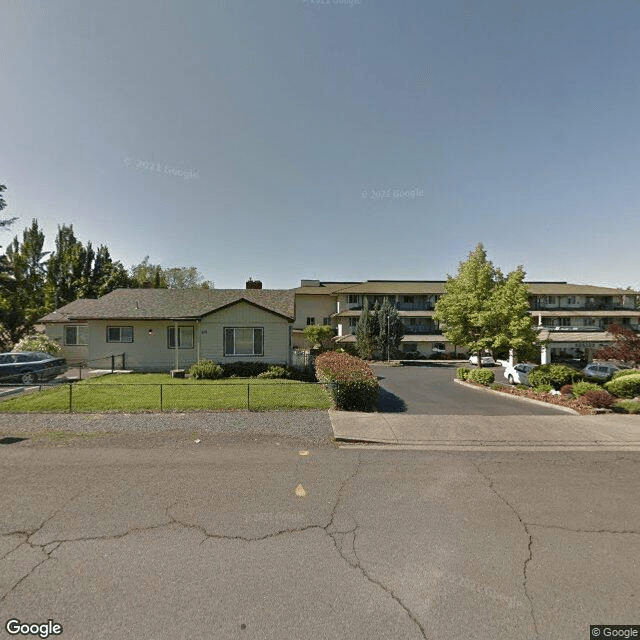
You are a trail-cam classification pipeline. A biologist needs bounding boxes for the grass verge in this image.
[0,373,331,412]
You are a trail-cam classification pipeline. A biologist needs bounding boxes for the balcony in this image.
[402,325,441,335]
[396,302,433,311]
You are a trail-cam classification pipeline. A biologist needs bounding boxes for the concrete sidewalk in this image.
[329,410,640,450]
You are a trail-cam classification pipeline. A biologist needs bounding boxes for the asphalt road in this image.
[375,364,568,415]
[1,432,639,640]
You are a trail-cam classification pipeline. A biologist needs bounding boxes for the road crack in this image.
[473,461,539,640]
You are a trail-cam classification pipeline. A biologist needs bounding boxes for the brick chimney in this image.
[246,278,263,290]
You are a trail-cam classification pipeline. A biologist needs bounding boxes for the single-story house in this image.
[39,287,296,371]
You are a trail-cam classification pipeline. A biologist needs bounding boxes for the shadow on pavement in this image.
[377,386,407,413]
[0,436,29,445]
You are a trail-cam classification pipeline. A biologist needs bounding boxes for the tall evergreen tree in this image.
[355,297,374,360]
[44,224,84,310]
[376,297,403,360]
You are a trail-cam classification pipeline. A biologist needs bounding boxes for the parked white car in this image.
[503,362,536,386]
[581,363,621,380]
[468,355,496,366]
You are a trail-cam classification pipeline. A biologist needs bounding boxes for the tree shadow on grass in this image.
[377,386,407,413]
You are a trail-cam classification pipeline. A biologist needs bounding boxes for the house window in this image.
[224,327,263,356]
[167,326,194,349]
[348,295,359,304]
[306,317,315,325]
[106,326,133,343]
[64,325,88,346]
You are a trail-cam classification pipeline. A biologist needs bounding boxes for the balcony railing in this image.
[529,304,633,311]
[396,303,434,311]
[402,326,441,335]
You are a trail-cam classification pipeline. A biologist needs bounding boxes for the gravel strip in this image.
[0,410,334,444]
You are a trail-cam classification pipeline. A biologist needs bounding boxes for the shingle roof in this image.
[333,282,446,295]
[294,282,360,295]
[39,288,295,322]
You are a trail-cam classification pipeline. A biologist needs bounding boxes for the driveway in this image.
[374,363,567,415]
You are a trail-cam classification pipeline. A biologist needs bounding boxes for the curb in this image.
[453,378,580,415]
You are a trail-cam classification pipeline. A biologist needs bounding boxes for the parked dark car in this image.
[0,352,68,384]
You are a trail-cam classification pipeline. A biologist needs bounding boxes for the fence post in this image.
[122,353,126,370]
[69,383,72,413]
[111,355,115,374]
[160,384,163,412]
[79,364,82,381]
[247,384,250,411]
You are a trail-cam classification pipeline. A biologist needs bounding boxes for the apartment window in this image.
[306,317,315,325]
[224,327,263,356]
[106,326,133,343]
[167,326,194,349]
[585,318,596,326]
[403,296,414,304]
[322,317,330,325]
[567,296,576,305]
[547,296,556,304]
[64,325,88,346]
[348,294,359,304]
[349,318,358,328]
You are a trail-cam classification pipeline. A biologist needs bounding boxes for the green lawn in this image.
[0,373,331,412]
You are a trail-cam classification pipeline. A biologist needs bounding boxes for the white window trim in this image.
[224,327,264,357]
[106,326,134,343]
[64,325,88,346]
[167,326,194,349]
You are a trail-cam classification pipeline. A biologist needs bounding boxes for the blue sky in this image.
[2,0,639,289]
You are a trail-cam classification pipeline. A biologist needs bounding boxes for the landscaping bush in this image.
[189,359,224,380]
[490,382,501,390]
[604,373,640,399]
[467,368,495,386]
[612,369,640,379]
[533,384,553,394]
[560,384,574,396]
[581,390,614,408]
[221,362,272,378]
[314,351,378,411]
[516,384,529,391]
[456,367,471,381]
[12,334,62,355]
[256,365,293,379]
[527,364,584,390]
[613,400,640,414]
[572,381,604,398]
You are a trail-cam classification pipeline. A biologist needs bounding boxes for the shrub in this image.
[560,384,573,396]
[533,384,553,394]
[314,351,378,411]
[456,367,471,381]
[528,364,584,390]
[467,368,495,386]
[12,334,62,355]
[516,384,529,391]
[612,369,640,379]
[490,382,501,390]
[256,365,293,379]
[221,362,272,378]
[572,381,604,398]
[581,390,614,408]
[613,400,640,414]
[604,373,640,399]
[189,359,224,380]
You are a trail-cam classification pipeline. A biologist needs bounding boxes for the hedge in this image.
[314,351,378,411]
[572,381,604,398]
[528,364,584,390]
[612,369,640,379]
[456,367,471,381]
[467,368,495,386]
[604,373,640,399]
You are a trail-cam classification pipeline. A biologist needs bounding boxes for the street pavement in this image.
[1,434,639,640]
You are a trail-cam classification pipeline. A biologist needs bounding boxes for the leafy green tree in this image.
[130,256,167,288]
[434,243,538,366]
[303,324,335,351]
[487,266,540,361]
[164,266,213,289]
[376,297,403,360]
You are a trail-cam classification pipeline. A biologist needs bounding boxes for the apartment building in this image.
[293,280,640,363]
